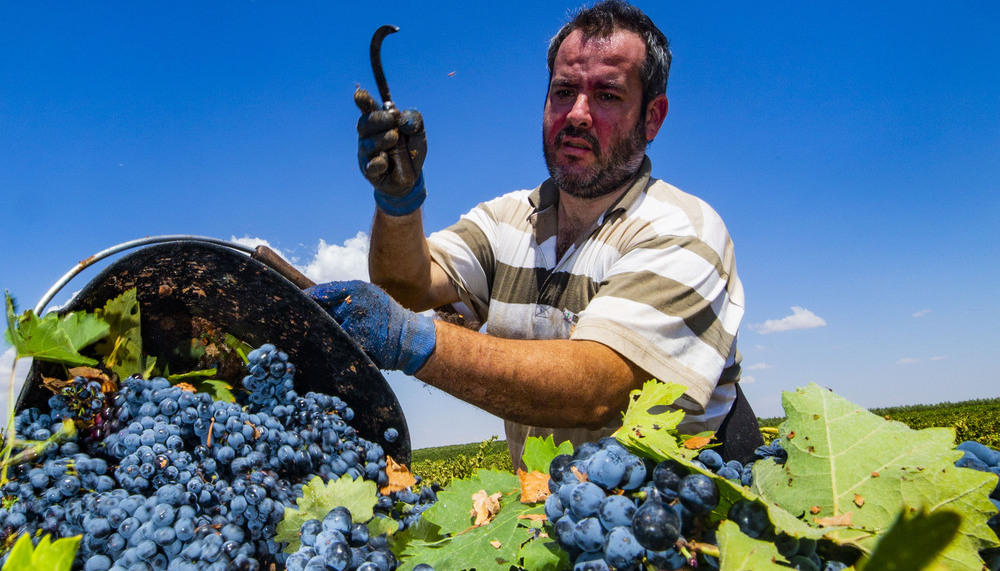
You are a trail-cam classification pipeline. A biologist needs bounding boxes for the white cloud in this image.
[231,233,371,285]
[897,355,947,365]
[752,306,827,335]
[913,309,931,318]
[740,375,756,384]
[745,362,773,370]
[301,232,371,283]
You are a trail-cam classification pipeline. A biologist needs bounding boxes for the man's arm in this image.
[418,321,645,429]
[368,208,458,312]
[308,281,648,428]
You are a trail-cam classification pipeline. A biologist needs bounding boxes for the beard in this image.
[543,117,647,199]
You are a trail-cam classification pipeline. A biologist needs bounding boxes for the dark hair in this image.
[546,0,671,108]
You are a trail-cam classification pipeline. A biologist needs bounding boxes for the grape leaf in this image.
[612,379,688,462]
[398,469,558,571]
[518,528,570,571]
[522,434,573,473]
[5,291,109,366]
[717,520,790,571]
[858,507,960,571]
[752,383,999,569]
[276,475,378,553]
[94,288,142,379]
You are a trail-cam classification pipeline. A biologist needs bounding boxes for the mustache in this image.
[555,126,600,154]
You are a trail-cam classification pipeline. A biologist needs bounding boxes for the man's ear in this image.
[644,94,669,141]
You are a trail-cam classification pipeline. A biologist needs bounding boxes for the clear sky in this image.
[2,2,998,449]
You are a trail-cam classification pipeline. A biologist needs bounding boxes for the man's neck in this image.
[555,179,633,259]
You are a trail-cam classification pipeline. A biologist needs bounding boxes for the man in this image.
[309,0,762,465]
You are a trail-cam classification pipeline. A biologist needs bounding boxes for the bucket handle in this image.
[34,235,315,315]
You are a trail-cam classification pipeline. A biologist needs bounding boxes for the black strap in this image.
[716,383,764,465]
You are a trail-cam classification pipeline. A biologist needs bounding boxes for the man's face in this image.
[543,29,650,199]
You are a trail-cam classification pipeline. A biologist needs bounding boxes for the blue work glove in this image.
[354,87,427,216]
[307,280,436,375]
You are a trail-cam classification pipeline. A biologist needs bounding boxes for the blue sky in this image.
[2,2,998,449]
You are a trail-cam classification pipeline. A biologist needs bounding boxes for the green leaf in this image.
[521,435,573,474]
[518,528,570,571]
[223,333,254,364]
[2,533,34,571]
[276,475,378,553]
[399,469,550,571]
[5,291,109,366]
[1,533,80,571]
[858,507,961,571]
[752,383,999,569]
[612,379,688,462]
[167,368,219,382]
[93,288,142,378]
[717,520,791,571]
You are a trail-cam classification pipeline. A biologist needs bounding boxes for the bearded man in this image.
[309,0,763,466]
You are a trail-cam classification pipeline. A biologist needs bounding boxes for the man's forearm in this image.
[415,320,645,429]
[369,208,435,310]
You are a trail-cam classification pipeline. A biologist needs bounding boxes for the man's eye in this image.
[597,92,621,102]
[554,89,575,99]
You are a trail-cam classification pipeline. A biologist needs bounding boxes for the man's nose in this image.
[567,94,592,129]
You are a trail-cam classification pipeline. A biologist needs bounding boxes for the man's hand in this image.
[355,87,428,216]
[307,280,436,375]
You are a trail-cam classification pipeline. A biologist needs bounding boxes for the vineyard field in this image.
[415,396,1000,480]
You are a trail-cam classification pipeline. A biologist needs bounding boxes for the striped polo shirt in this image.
[427,157,745,461]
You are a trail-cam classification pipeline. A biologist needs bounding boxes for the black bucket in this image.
[16,240,410,465]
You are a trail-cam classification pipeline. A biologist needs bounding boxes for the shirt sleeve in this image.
[570,231,744,413]
[426,202,499,324]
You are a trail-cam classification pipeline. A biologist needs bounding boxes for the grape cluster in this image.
[0,343,406,571]
[284,505,437,571]
[545,437,711,570]
[954,441,1000,570]
[48,376,105,424]
[544,436,867,571]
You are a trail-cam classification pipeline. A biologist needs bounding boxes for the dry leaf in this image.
[683,436,712,450]
[570,465,588,482]
[871,471,880,478]
[380,456,417,495]
[518,469,551,504]
[810,506,822,515]
[814,512,853,527]
[175,382,197,392]
[470,490,502,527]
[853,494,865,507]
[489,540,501,549]
[518,514,547,522]
[41,377,73,394]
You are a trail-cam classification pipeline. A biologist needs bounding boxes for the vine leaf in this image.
[612,379,688,462]
[859,507,961,571]
[398,469,559,571]
[717,520,790,570]
[522,434,573,473]
[94,288,142,379]
[752,383,999,569]
[5,291,109,366]
[275,475,378,553]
